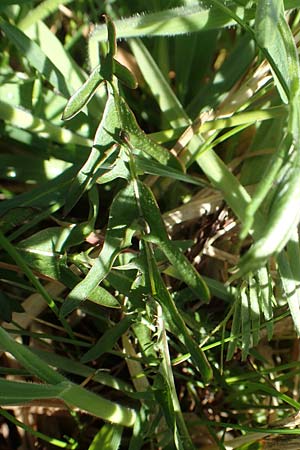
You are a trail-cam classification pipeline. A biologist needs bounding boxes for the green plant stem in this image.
[0,408,77,449]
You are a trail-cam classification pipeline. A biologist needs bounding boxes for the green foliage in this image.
[1,1,300,449]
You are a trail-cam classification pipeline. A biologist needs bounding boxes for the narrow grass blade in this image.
[129,38,189,129]
[31,347,133,393]
[255,267,274,340]
[240,132,293,240]
[60,382,137,427]
[18,0,74,30]
[144,242,212,382]
[249,276,260,346]
[237,42,300,274]
[286,228,300,287]
[0,327,137,426]
[155,305,196,450]
[277,250,300,336]
[242,381,300,410]
[0,378,63,404]
[227,293,241,361]
[88,424,123,450]
[255,0,287,101]
[0,408,76,449]
[241,285,251,360]
[0,292,23,322]
[132,321,157,365]
[0,100,92,147]
[0,166,77,216]
[150,106,286,144]
[89,4,253,45]
[255,1,283,47]
[0,326,65,384]
[88,2,300,46]
[23,20,105,118]
[0,18,70,98]
[0,230,60,316]
[238,145,300,276]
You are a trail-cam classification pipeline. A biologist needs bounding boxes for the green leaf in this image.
[2,0,32,4]
[16,227,66,279]
[135,156,206,187]
[0,166,77,217]
[0,376,136,427]
[128,23,259,234]
[137,181,210,302]
[255,0,283,49]
[240,132,293,240]
[62,65,105,121]
[0,326,65,384]
[154,306,196,450]
[153,373,176,437]
[96,148,130,184]
[60,381,136,427]
[0,205,117,311]
[59,186,99,250]
[114,59,138,89]
[63,274,120,310]
[106,15,117,58]
[286,229,300,286]
[23,19,105,120]
[62,14,124,122]
[81,315,136,363]
[256,2,300,102]
[64,91,119,214]
[133,321,157,365]
[61,183,138,317]
[115,89,183,171]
